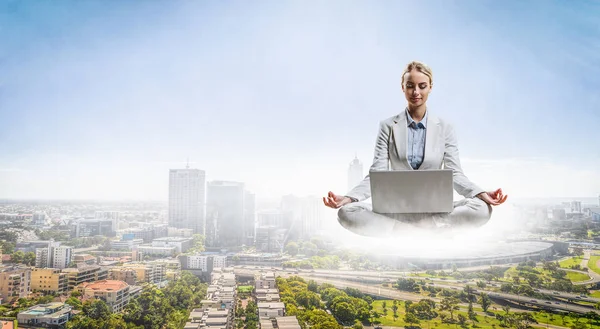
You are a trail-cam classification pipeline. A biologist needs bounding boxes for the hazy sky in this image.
[1,0,599,201]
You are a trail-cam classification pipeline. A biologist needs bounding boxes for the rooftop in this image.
[80,280,129,291]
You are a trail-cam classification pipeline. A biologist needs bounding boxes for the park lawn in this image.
[588,255,600,275]
[237,285,253,293]
[506,266,587,284]
[590,290,600,298]
[370,300,597,329]
[558,256,583,268]
[566,271,590,282]
[531,311,597,328]
[373,308,506,328]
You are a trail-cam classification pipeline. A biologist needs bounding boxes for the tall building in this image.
[347,155,363,192]
[244,191,256,246]
[95,211,120,231]
[35,242,72,269]
[205,181,247,248]
[571,201,582,213]
[168,168,206,234]
[281,195,328,238]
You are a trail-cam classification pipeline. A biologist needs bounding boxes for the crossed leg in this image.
[337,197,492,237]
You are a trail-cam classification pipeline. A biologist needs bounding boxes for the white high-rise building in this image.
[168,168,206,234]
[347,155,363,192]
[35,243,72,269]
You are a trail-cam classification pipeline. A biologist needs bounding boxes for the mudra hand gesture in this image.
[322,191,352,209]
[477,188,508,206]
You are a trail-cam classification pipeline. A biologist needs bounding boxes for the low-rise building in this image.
[257,302,285,318]
[255,272,276,290]
[151,237,193,253]
[121,262,166,284]
[136,245,176,257]
[255,288,280,302]
[111,238,144,251]
[18,302,72,327]
[108,268,137,285]
[72,254,97,266]
[31,268,69,294]
[260,316,301,329]
[78,280,130,313]
[62,265,109,290]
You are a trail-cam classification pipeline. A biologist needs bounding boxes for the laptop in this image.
[369,169,454,214]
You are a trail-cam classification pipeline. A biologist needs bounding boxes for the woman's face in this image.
[402,70,432,108]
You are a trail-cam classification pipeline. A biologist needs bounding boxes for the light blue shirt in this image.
[406,109,427,170]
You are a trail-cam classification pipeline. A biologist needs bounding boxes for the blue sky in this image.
[0,0,599,200]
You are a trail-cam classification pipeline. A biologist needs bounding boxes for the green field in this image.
[558,256,583,268]
[566,271,590,282]
[590,290,600,298]
[237,285,253,293]
[588,255,600,275]
[369,300,597,328]
[532,310,597,328]
[506,265,591,283]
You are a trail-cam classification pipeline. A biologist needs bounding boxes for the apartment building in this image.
[31,268,69,294]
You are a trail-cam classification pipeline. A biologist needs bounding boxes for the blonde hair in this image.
[401,60,433,86]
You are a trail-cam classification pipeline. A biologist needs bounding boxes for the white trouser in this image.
[337,197,492,237]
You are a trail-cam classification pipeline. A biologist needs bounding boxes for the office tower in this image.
[281,195,327,238]
[32,212,47,226]
[244,191,256,246]
[347,155,363,192]
[205,181,246,248]
[95,211,120,231]
[571,201,582,213]
[168,168,206,234]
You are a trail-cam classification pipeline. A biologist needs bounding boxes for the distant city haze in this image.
[1,1,599,200]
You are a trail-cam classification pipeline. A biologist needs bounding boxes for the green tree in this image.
[0,240,15,254]
[404,312,420,327]
[439,297,460,320]
[23,252,36,266]
[479,292,491,312]
[83,300,111,320]
[11,250,24,264]
[65,297,82,310]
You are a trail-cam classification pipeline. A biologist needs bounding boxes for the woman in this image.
[323,60,507,237]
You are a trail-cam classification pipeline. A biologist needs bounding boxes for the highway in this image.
[233,266,600,315]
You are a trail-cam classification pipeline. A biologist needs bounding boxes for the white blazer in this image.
[346,110,484,202]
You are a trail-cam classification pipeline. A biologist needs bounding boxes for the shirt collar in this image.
[405,108,428,128]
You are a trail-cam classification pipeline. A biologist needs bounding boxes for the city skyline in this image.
[1,0,599,200]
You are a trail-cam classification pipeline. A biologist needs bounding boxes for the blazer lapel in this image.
[423,114,441,169]
[392,111,413,170]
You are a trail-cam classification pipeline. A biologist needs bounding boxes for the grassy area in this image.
[590,290,600,298]
[588,255,600,275]
[558,256,583,268]
[237,285,253,293]
[506,265,591,284]
[369,300,598,328]
[532,310,597,328]
[565,271,590,282]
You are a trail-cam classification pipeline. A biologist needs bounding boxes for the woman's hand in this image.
[477,188,508,206]
[322,191,353,209]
